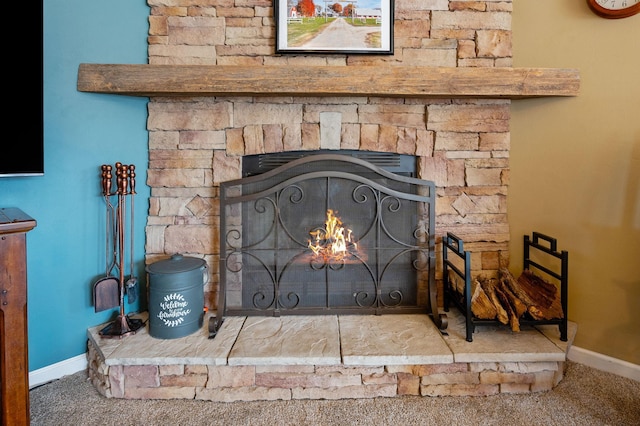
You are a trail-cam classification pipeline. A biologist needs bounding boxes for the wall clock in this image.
[587,0,640,18]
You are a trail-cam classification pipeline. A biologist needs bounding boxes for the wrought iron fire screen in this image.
[209,153,445,337]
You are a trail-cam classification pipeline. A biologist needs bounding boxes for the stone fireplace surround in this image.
[129,0,580,311]
[81,0,581,400]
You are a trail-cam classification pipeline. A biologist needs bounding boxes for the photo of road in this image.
[302,17,380,49]
[277,0,392,53]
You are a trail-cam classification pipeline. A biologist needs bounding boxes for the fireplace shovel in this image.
[93,223,120,312]
[94,274,119,312]
[94,165,120,312]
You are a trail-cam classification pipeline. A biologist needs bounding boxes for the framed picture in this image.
[275,0,394,54]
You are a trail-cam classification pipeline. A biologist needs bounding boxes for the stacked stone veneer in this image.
[144,0,514,311]
[87,341,565,400]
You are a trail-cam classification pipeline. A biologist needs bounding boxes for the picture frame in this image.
[275,0,394,54]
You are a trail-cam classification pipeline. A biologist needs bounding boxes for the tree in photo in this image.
[343,3,355,17]
[298,0,316,16]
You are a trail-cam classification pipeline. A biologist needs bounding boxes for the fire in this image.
[308,209,359,261]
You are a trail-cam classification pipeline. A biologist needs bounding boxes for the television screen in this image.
[1,2,44,177]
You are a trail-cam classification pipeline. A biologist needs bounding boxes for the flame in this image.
[308,209,359,261]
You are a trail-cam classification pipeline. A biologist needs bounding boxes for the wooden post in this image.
[0,208,37,426]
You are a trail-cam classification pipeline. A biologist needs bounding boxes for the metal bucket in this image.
[146,254,207,339]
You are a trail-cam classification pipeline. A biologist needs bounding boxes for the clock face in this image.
[587,0,640,18]
[596,0,637,9]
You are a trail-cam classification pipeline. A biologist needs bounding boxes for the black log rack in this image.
[443,231,568,342]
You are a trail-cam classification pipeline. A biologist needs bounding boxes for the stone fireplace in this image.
[82,1,581,401]
[145,91,513,313]
[75,2,580,312]
[141,0,522,312]
[86,0,577,320]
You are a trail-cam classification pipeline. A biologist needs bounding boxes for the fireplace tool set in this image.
[94,162,144,338]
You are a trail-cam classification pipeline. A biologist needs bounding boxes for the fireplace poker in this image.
[125,164,138,303]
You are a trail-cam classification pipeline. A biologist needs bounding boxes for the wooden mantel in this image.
[77,64,579,99]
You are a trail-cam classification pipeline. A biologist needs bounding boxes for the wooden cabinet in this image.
[0,208,36,426]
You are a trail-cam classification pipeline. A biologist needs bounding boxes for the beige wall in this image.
[511,1,640,364]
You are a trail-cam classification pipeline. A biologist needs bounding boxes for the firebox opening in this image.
[242,150,416,178]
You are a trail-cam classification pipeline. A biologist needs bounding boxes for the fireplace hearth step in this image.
[228,314,453,366]
[87,311,576,400]
[88,311,573,367]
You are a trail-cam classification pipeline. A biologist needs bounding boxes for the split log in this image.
[494,283,521,332]
[518,269,558,306]
[478,274,524,332]
[499,268,536,310]
[499,268,563,320]
[465,268,563,333]
[470,277,498,320]
[517,270,564,320]
[498,279,528,319]
[480,277,509,325]
[447,274,497,319]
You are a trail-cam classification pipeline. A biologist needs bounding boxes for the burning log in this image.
[308,209,360,262]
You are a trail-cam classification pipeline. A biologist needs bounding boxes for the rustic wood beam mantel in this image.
[77,64,580,99]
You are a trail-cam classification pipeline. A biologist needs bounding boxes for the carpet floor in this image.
[29,361,639,426]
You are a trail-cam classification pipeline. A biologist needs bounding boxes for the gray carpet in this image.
[30,361,639,426]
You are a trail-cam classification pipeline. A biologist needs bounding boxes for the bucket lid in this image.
[146,254,206,274]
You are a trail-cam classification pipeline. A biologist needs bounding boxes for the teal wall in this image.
[0,0,149,371]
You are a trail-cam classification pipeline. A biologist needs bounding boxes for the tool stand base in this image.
[99,314,144,339]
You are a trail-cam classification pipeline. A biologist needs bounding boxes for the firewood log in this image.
[500,268,546,320]
[517,270,564,319]
[499,268,563,320]
[449,274,497,320]
[498,279,528,319]
[527,305,546,321]
[494,283,520,332]
[480,277,509,325]
[518,270,557,307]
[470,277,498,320]
[499,268,535,307]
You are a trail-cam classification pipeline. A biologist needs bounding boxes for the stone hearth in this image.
[87,311,576,401]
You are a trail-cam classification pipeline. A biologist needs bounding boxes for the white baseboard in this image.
[29,353,88,389]
[29,346,638,389]
[568,346,640,382]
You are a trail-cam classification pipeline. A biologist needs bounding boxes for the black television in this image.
[1,2,44,177]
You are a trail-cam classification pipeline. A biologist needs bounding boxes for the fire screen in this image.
[210,153,444,336]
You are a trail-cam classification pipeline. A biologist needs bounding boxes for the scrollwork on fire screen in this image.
[216,154,443,331]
